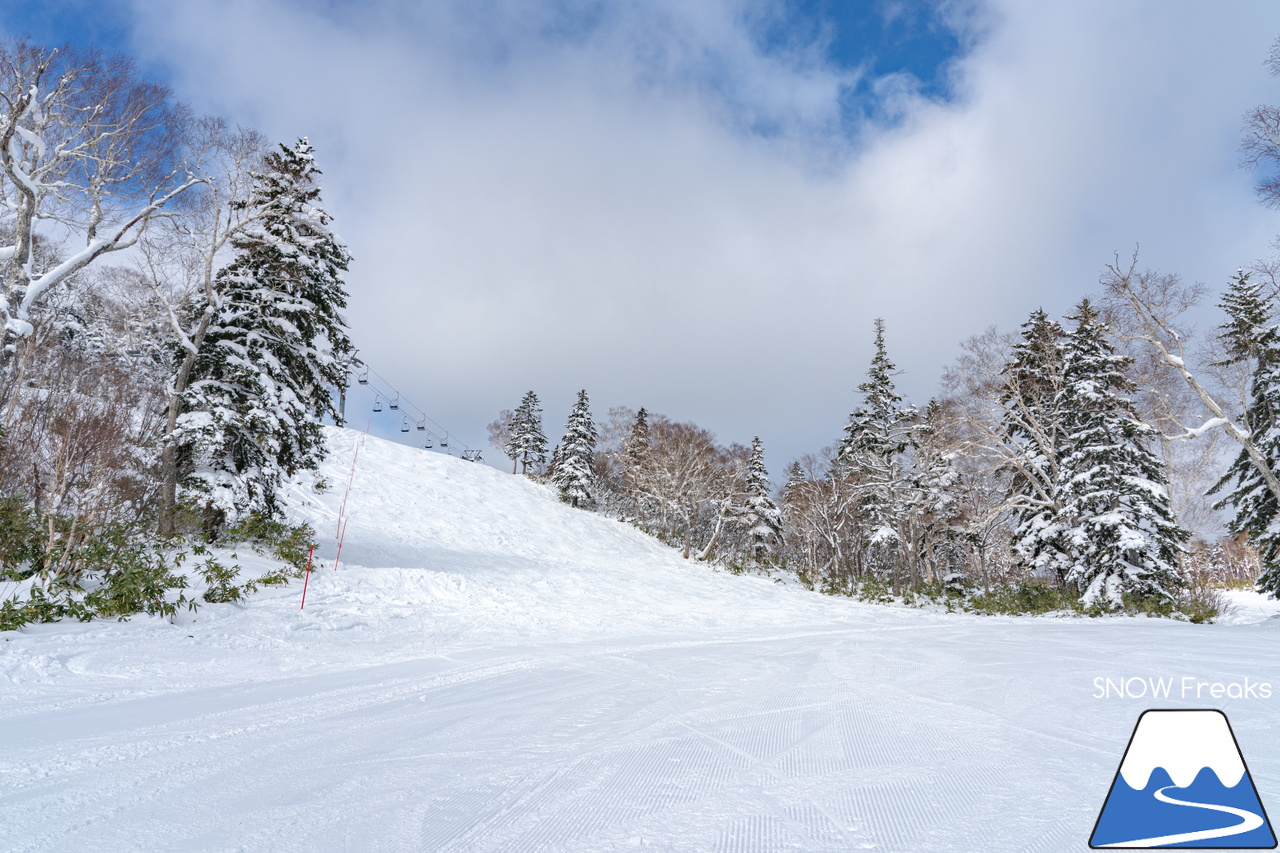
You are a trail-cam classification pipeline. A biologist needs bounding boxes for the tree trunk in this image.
[157,309,214,538]
[697,501,731,562]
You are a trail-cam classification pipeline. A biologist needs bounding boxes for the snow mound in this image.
[288,426,690,571]
[277,427,886,650]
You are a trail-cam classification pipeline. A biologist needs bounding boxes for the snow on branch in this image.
[1102,253,1280,507]
[1166,417,1233,442]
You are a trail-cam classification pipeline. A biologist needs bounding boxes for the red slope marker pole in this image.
[334,517,349,572]
[336,435,363,537]
[332,424,366,571]
[334,424,368,544]
[300,543,315,610]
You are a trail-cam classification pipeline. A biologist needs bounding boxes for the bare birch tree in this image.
[0,40,199,367]
[1100,257,1280,511]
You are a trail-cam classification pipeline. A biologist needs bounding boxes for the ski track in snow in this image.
[3,427,1280,852]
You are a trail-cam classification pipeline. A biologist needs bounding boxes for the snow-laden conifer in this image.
[837,319,918,567]
[552,390,598,508]
[1209,270,1280,594]
[621,406,652,510]
[178,138,354,527]
[782,460,806,498]
[505,391,548,475]
[737,436,783,561]
[1001,308,1071,580]
[1055,300,1187,606]
[908,399,963,571]
[625,407,651,474]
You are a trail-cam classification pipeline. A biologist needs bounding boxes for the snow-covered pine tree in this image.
[504,391,548,475]
[625,407,651,476]
[621,406,653,515]
[1001,308,1071,581]
[1209,270,1280,595]
[1055,299,1187,607]
[552,390,598,508]
[911,401,960,517]
[782,460,806,499]
[178,138,354,529]
[908,399,963,580]
[736,436,783,562]
[837,319,918,577]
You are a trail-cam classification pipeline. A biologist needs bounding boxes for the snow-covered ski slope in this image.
[4,426,1280,852]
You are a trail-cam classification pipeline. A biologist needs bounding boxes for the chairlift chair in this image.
[400,417,410,433]
[389,395,399,411]
[440,435,449,448]
[422,439,434,449]
[357,367,369,385]
[416,419,426,431]
[373,396,383,413]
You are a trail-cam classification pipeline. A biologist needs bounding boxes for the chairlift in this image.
[463,450,482,462]
[389,395,399,411]
[373,395,383,413]
[440,435,449,448]
[356,367,369,385]
[400,417,410,433]
[422,439,434,449]
[416,418,426,432]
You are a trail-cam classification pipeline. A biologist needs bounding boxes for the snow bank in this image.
[277,426,898,650]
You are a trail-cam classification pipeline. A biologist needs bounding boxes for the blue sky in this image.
[0,0,968,141]
[785,0,965,99]
[0,0,133,59]
[3,1,1280,480]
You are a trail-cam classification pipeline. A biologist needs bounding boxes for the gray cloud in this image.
[121,0,1280,471]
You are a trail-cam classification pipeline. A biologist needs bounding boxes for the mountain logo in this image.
[1090,709,1276,848]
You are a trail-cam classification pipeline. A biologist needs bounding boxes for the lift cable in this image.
[349,364,480,459]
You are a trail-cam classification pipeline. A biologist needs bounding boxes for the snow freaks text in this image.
[1093,677,1273,700]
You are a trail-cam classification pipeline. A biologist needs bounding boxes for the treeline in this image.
[493,270,1280,621]
[0,40,352,626]
[490,395,782,566]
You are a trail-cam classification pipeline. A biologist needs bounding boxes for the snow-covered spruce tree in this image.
[1209,270,1280,595]
[552,390,598,508]
[620,406,653,516]
[504,390,548,475]
[778,460,811,574]
[907,399,964,583]
[837,319,918,583]
[177,138,354,532]
[624,407,651,479]
[1000,308,1071,582]
[782,460,806,500]
[1055,300,1187,607]
[736,436,783,562]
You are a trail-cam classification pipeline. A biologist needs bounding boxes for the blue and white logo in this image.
[1091,709,1276,848]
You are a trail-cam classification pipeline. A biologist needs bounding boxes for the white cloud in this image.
[126,0,1280,468]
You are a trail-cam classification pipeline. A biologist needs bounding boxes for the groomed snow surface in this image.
[4,426,1280,852]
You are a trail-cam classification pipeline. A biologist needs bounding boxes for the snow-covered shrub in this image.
[0,520,193,628]
[964,581,1083,616]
